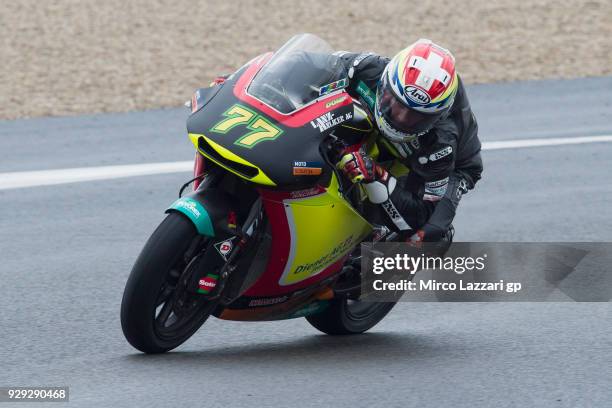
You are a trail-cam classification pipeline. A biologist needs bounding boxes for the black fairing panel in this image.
[333,104,375,146]
[186,69,354,189]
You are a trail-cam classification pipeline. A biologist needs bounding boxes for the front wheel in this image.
[120,213,216,353]
[306,299,397,335]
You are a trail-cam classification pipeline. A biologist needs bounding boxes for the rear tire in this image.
[120,213,215,353]
[306,299,396,335]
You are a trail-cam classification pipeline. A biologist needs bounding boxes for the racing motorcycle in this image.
[120,34,405,353]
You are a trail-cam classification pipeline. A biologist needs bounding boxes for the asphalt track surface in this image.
[1,77,612,407]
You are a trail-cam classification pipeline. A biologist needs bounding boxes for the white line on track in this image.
[0,161,193,190]
[483,135,612,150]
[1,134,611,191]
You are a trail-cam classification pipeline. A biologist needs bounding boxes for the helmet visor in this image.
[376,81,441,137]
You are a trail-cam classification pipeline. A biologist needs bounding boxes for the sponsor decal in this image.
[420,145,453,163]
[293,168,322,176]
[289,187,323,199]
[404,86,431,105]
[214,237,236,261]
[426,177,449,188]
[169,197,214,236]
[210,104,283,148]
[318,78,348,96]
[198,274,219,294]
[381,199,411,230]
[310,111,353,133]
[293,161,321,168]
[356,81,376,110]
[175,198,201,218]
[292,235,354,275]
[292,161,323,176]
[424,177,449,201]
[325,95,347,109]
[248,296,289,307]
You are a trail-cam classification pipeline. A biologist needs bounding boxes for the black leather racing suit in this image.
[337,52,483,241]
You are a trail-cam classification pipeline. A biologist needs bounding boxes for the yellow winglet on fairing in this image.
[188,133,277,186]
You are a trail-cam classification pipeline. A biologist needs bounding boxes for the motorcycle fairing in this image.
[339,103,374,133]
[233,53,352,127]
[166,189,236,237]
[186,53,355,188]
[167,196,215,236]
[188,132,277,186]
[243,173,372,296]
[217,297,331,321]
[180,37,375,319]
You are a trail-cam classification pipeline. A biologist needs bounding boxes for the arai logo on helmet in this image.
[404,86,431,105]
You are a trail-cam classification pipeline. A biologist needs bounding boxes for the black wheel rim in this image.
[152,237,217,340]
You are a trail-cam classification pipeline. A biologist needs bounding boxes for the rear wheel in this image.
[120,213,217,353]
[306,299,397,335]
[306,230,403,335]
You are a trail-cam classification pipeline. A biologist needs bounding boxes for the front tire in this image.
[306,299,396,335]
[120,213,216,353]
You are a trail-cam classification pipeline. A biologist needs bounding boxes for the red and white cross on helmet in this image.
[375,39,459,142]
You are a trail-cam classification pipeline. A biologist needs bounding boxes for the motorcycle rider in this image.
[334,39,483,244]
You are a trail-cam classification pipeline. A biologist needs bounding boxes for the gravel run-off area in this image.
[1,0,611,119]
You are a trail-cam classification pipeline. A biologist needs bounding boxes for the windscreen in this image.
[247,34,346,114]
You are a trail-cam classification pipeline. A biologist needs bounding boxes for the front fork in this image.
[185,197,263,302]
[182,151,265,301]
